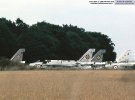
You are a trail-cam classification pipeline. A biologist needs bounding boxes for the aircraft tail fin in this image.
[116,50,133,63]
[91,49,106,62]
[78,49,95,62]
[10,48,25,62]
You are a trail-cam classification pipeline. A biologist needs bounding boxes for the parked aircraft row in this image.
[10,48,135,69]
[29,49,106,69]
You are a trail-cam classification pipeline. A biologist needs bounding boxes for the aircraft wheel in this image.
[37,65,41,68]
[113,65,118,69]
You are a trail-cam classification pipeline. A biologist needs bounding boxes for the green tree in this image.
[0,17,116,62]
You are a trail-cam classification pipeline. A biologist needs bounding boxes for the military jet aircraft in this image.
[106,50,135,69]
[44,49,106,69]
[44,49,95,67]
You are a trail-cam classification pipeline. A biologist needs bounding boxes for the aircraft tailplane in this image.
[78,49,95,62]
[116,50,133,63]
[10,48,25,62]
[91,49,106,62]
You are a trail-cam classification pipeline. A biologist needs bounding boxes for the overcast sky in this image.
[0,0,135,57]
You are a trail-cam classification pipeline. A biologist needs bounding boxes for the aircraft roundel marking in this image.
[85,54,90,59]
[96,55,101,60]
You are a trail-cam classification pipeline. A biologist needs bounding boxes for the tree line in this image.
[0,18,116,63]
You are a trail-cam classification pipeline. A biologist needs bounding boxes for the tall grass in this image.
[0,70,135,100]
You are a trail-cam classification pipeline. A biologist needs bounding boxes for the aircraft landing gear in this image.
[113,65,118,70]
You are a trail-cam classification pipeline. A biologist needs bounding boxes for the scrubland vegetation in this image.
[0,58,28,71]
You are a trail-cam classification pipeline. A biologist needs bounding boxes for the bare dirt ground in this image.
[0,70,135,100]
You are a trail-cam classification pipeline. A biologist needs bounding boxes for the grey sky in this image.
[0,0,135,57]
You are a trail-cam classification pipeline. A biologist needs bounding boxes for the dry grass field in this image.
[0,70,135,100]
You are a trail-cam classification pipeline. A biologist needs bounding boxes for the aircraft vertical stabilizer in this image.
[78,49,95,62]
[116,50,133,63]
[91,49,106,62]
[10,48,25,62]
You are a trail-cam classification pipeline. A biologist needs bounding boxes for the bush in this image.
[0,58,28,71]
[0,58,10,70]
